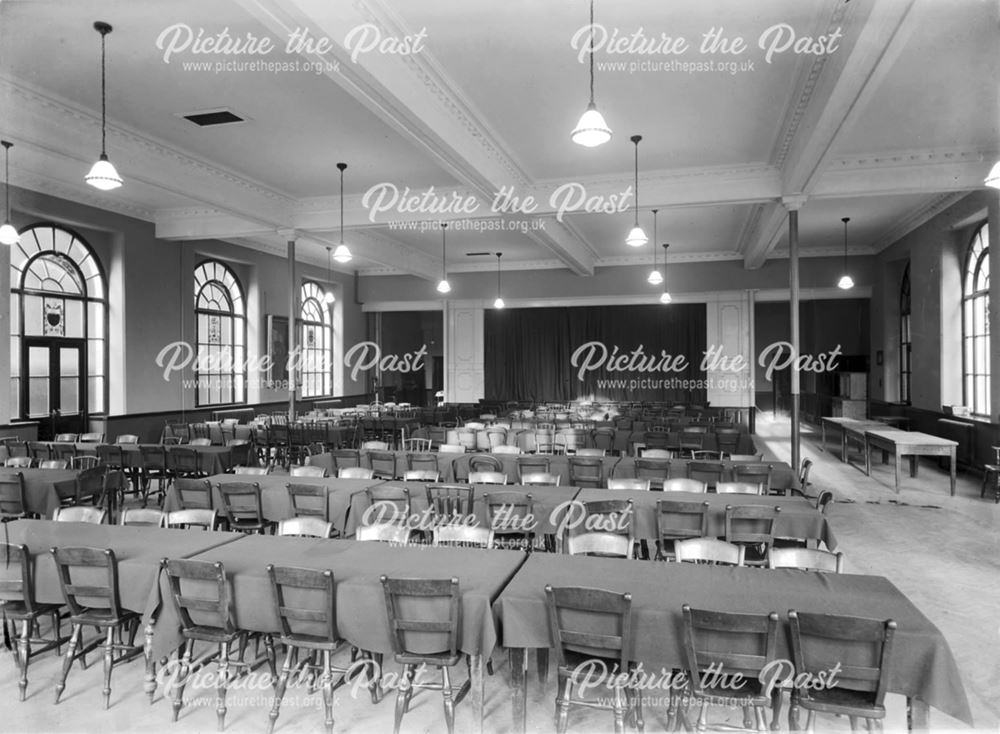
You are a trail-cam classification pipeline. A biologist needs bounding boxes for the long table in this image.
[820,418,888,461]
[493,553,972,732]
[863,430,958,495]
[1,467,81,517]
[611,457,801,493]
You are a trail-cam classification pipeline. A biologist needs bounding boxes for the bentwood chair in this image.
[678,605,780,733]
[380,576,470,734]
[163,559,275,729]
[786,611,897,732]
[0,472,29,521]
[0,543,66,701]
[52,546,143,709]
[118,508,165,527]
[266,565,353,734]
[217,482,275,534]
[545,585,643,734]
[468,454,502,474]
[655,500,710,561]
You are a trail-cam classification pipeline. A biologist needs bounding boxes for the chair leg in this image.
[555,674,571,734]
[216,640,230,731]
[321,650,335,734]
[172,638,194,721]
[441,665,456,734]
[55,623,81,703]
[17,618,30,701]
[102,625,116,708]
[629,684,645,732]
[392,664,413,734]
[770,688,783,731]
[788,692,801,731]
[612,683,626,734]
[267,644,295,734]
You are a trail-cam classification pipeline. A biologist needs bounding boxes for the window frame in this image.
[899,263,911,405]
[193,259,247,407]
[297,281,333,399]
[961,223,990,417]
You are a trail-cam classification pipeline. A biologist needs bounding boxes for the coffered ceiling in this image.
[0,0,996,279]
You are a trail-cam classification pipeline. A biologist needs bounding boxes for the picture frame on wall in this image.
[266,314,289,386]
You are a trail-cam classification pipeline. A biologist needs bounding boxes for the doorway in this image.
[21,337,87,440]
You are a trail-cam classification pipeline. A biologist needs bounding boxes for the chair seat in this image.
[0,599,62,619]
[983,464,1000,473]
[797,686,885,718]
[69,607,139,628]
[395,651,464,667]
[181,625,243,644]
[279,633,348,652]
[230,519,276,533]
[691,675,770,706]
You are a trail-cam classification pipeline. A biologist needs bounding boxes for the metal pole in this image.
[286,234,297,421]
[788,207,801,471]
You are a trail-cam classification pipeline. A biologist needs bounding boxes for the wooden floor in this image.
[3,414,998,733]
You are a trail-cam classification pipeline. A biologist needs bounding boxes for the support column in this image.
[282,230,298,421]
[747,289,757,433]
[784,197,807,471]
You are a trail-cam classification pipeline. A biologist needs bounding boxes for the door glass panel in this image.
[60,348,80,377]
[60,378,80,414]
[28,346,49,376]
[28,377,49,417]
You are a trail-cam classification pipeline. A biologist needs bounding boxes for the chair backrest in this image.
[289,465,327,478]
[545,585,632,671]
[402,438,433,453]
[769,548,844,573]
[714,429,741,454]
[574,448,606,457]
[79,432,104,443]
[361,440,389,451]
[682,604,779,691]
[96,444,125,466]
[0,543,35,611]
[356,522,410,544]
[816,489,834,514]
[432,524,494,548]
[686,461,725,486]
[733,464,773,492]
[50,444,77,461]
[591,428,616,452]
[425,484,474,519]
[330,449,361,469]
[728,454,763,462]
[52,546,124,618]
[403,469,440,482]
[715,481,764,496]
[406,452,440,472]
[267,565,338,642]
[364,485,412,523]
[468,454,503,473]
[568,456,604,488]
[468,471,507,485]
[4,456,33,468]
[115,435,139,444]
[520,472,560,486]
[724,504,780,549]
[799,458,813,488]
[70,455,101,470]
[656,499,710,546]
[788,610,896,706]
[516,456,551,481]
[139,444,167,469]
[234,466,270,475]
[189,438,212,447]
[339,467,375,479]
[278,517,334,538]
[169,447,201,474]
[380,576,461,658]
[216,482,264,527]
[286,483,329,520]
[174,478,213,510]
[662,477,708,493]
[53,505,107,524]
[437,444,465,454]
[119,508,165,526]
[164,509,218,530]
[492,445,521,455]
[483,491,535,537]
[28,442,51,461]
[674,538,744,566]
[607,478,650,491]
[164,558,236,635]
[639,449,672,460]
[0,472,27,518]
[564,531,633,558]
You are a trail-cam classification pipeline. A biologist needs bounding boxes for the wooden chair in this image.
[380,576,469,734]
[50,443,77,463]
[406,452,440,473]
[516,456,551,481]
[216,482,275,534]
[724,504,780,567]
[115,435,139,445]
[402,437,432,453]
[520,472,560,486]
[339,466,375,479]
[715,428,742,457]
[286,483,331,523]
[404,469,440,482]
[769,547,844,573]
[119,508,165,526]
[70,455,101,470]
[492,445,521,455]
[468,471,507,485]
[139,444,170,506]
[364,485,412,525]
[169,447,206,479]
[0,542,66,701]
[564,531,633,558]
[468,454,502,474]
[52,546,143,708]
[679,605,779,732]
[545,585,643,734]
[674,538,744,566]
[655,500,710,561]
[161,509,216,530]
[28,442,51,464]
[437,444,465,454]
[52,506,106,524]
[172,478,213,510]
[678,431,706,458]
[716,481,764,496]
[686,461,725,488]
[4,456,33,468]
[786,610,897,732]
[367,450,398,480]
[356,523,411,544]
[591,427,617,455]
[234,465,270,476]
[567,456,604,488]
[799,458,814,493]
[662,477,708,493]
[163,559,274,728]
[289,465,327,477]
[425,484,474,522]
[816,489,834,514]
[733,464,774,495]
[607,478,650,491]
[483,491,536,551]
[265,566,354,733]
[729,454,764,462]
[79,432,104,443]
[432,525,494,548]
[0,472,29,521]
[361,440,389,451]
[330,448,362,470]
[277,517,335,538]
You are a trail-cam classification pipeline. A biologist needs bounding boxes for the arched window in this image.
[899,263,911,404]
[299,281,332,398]
[194,260,246,406]
[10,224,107,420]
[962,223,989,416]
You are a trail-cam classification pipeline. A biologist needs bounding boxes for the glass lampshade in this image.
[626,225,648,247]
[436,279,451,294]
[84,154,123,190]
[494,297,505,309]
[0,221,19,245]
[332,244,352,263]
[985,160,1000,189]
[838,274,854,290]
[571,104,612,147]
[647,270,663,286]
[659,291,672,304]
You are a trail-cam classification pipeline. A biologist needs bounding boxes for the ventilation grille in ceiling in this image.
[182,109,245,127]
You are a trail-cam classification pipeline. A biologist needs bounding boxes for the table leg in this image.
[907,697,929,731]
[910,455,918,478]
[536,646,549,683]
[143,622,156,703]
[469,652,484,734]
[894,450,901,493]
[950,449,957,496]
[510,648,527,734]
[864,437,872,477]
[821,423,826,452]
[840,431,848,463]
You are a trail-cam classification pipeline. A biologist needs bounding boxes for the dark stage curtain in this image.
[484,304,707,403]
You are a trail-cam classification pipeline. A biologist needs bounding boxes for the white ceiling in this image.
[0,0,997,279]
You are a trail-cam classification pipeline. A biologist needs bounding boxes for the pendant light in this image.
[333,162,352,263]
[659,244,672,304]
[837,216,854,290]
[571,0,612,147]
[323,246,335,303]
[986,160,1000,189]
[625,135,647,247]
[647,209,662,285]
[494,252,505,309]
[84,21,123,191]
[436,223,451,294]
[0,141,19,246]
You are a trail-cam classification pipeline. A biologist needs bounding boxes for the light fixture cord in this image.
[441,223,447,278]
[100,30,108,156]
[633,139,640,226]
[3,144,9,221]
[843,217,849,270]
[339,166,345,244]
[496,253,502,298]
[651,209,657,269]
[588,0,596,104]
[663,243,669,287]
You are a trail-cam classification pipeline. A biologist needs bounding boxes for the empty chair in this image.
[53,433,78,442]
[115,435,139,444]
[188,438,212,447]
[714,428,742,457]
[364,485,412,524]
[564,531,633,559]
[574,448,606,457]
[674,538,744,566]
[172,478,213,510]
[733,464,774,495]
[520,472,560,486]
[163,509,217,530]
[769,547,844,573]
[432,525,494,548]
[217,482,275,534]
[639,448,672,459]
[0,542,65,701]
[437,444,465,454]
[425,484,474,522]
[728,453,764,462]
[485,429,508,451]
[545,585,643,734]
[686,461,725,488]
[565,500,634,559]
[339,467,376,479]
[662,477,707,493]
[286,483,331,522]
[70,455,101,470]
[52,506,107,524]
[169,447,205,479]
[591,427,617,455]
[799,458,813,492]
[406,452,440,473]
[606,477,649,491]
[361,440,389,452]
[468,454,502,473]
[516,456,551,482]
[724,504,780,567]
[715,481,764,496]
[330,449,362,470]
[37,459,68,470]
[815,489,833,513]
[356,523,411,544]
[483,491,536,550]
[679,605,779,732]
[533,429,555,454]
[403,470,440,482]
[786,610,896,732]
[678,431,705,458]
[492,445,521,455]
[0,472,28,521]
[119,508,164,526]
[554,428,588,455]
[567,456,604,488]
[468,471,507,485]
[655,500,710,561]
[52,546,143,708]
[277,517,335,538]
[380,576,469,734]
[139,444,170,506]
[79,432,104,443]
[5,456,33,468]
[402,437,432,453]
[289,465,328,478]
[367,450,398,480]
[234,465,270,475]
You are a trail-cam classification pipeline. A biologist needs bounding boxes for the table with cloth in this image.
[0,519,243,702]
[571,487,837,548]
[611,457,801,493]
[151,535,527,734]
[343,481,582,537]
[39,442,243,474]
[162,474,384,534]
[0,468,81,517]
[493,553,972,733]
